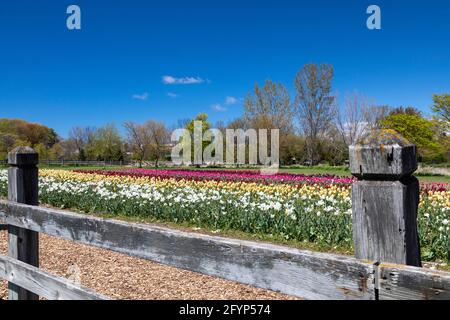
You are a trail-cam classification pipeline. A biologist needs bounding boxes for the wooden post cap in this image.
[8,147,39,166]
[349,129,417,180]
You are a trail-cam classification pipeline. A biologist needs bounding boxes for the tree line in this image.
[224,64,449,165]
[1,64,449,166]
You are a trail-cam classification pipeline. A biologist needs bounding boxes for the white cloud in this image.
[167,92,179,98]
[225,96,238,105]
[211,96,238,112]
[211,103,227,112]
[211,96,239,112]
[162,75,205,85]
[132,92,149,100]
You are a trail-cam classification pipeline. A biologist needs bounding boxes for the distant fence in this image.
[42,160,126,167]
[0,147,449,300]
[1,159,128,167]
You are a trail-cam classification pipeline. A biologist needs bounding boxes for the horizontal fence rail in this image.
[1,200,450,300]
[0,254,108,300]
[0,200,375,300]
[377,263,450,300]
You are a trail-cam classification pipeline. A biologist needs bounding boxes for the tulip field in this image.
[0,168,449,263]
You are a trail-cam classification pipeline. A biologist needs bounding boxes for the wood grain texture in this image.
[7,147,39,167]
[7,148,40,300]
[352,178,421,266]
[0,254,108,300]
[0,200,376,300]
[378,263,450,300]
[348,130,417,180]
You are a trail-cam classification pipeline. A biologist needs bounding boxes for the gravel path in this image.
[0,230,296,300]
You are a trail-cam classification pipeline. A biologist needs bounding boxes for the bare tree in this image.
[68,126,96,160]
[294,64,336,165]
[364,105,392,129]
[172,118,191,131]
[227,117,249,130]
[242,80,295,165]
[244,80,294,135]
[59,139,78,160]
[124,121,150,168]
[146,120,170,167]
[336,93,370,148]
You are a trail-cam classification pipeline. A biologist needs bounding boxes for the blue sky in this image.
[0,0,449,138]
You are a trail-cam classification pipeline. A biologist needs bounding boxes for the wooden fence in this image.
[0,146,449,300]
[1,200,450,300]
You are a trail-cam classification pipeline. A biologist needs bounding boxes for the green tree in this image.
[48,143,65,160]
[34,143,48,161]
[441,136,450,162]
[92,124,124,161]
[0,118,59,160]
[380,113,443,162]
[281,134,306,165]
[432,94,450,129]
[184,113,211,165]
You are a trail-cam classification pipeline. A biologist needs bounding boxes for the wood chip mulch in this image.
[0,230,297,300]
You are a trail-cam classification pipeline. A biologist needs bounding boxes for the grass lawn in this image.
[280,167,450,183]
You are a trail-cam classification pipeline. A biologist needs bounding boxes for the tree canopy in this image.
[432,94,450,129]
[380,113,443,162]
[0,118,59,160]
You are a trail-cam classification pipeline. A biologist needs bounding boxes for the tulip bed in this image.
[0,168,448,262]
[73,168,355,186]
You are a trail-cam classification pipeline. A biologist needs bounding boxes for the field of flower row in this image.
[74,168,355,186]
[74,168,450,193]
[0,169,448,262]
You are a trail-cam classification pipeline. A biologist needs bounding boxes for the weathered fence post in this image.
[8,146,39,300]
[349,129,421,267]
